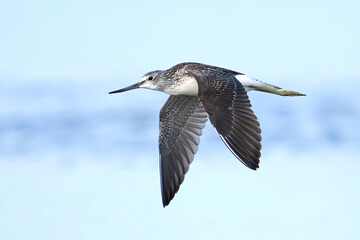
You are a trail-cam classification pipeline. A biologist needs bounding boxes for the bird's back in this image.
[167,62,242,77]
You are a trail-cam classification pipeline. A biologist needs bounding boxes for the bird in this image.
[109,62,305,207]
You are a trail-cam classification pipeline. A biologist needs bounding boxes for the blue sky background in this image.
[1,0,360,239]
[1,0,359,82]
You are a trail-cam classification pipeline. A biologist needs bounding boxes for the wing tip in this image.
[162,191,174,207]
[238,155,260,170]
[162,199,170,208]
[247,163,259,171]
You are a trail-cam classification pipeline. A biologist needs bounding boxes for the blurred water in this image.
[1,80,360,240]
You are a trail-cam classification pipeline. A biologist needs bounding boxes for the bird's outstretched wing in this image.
[195,72,262,170]
[159,95,208,207]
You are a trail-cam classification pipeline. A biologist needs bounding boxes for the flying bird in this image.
[109,62,305,207]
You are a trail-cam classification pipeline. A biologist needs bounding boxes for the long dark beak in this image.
[109,82,140,94]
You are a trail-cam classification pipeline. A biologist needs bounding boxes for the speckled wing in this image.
[159,95,208,207]
[196,72,262,170]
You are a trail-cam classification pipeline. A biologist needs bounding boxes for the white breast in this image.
[164,75,199,96]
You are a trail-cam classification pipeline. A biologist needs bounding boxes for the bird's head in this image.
[109,70,165,94]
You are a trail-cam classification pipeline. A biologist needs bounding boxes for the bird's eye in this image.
[148,76,153,80]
